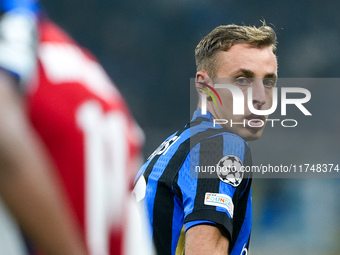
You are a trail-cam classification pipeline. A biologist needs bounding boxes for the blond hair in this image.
[195,23,277,77]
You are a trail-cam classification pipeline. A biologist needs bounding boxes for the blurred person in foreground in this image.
[0,0,149,254]
[134,23,277,255]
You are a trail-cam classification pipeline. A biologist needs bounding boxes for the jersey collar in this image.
[191,109,213,122]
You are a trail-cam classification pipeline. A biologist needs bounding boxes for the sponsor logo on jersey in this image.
[204,193,234,218]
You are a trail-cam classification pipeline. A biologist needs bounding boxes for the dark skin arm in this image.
[0,71,87,255]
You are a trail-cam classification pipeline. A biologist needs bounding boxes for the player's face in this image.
[200,44,278,141]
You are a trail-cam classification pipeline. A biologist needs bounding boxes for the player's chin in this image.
[241,126,265,141]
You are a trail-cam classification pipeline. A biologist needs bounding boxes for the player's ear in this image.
[195,71,213,95]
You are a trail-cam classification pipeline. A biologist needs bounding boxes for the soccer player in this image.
[0,1,145,254]
[134,24,277,255]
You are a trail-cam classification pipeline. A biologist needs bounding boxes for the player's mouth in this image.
[245,114,266,128]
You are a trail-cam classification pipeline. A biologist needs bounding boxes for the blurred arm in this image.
[185,224,229,255]
[0,70,87,255]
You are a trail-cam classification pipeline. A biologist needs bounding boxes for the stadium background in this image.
[43,0,340,254]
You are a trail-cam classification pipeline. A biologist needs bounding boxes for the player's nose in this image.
[251,80,266,109]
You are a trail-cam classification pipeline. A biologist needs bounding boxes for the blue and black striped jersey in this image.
[135,110,252,255]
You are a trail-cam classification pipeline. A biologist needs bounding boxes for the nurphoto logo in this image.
[199,82,312,128]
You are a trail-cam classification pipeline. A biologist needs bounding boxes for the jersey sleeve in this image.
[175,133,252,239]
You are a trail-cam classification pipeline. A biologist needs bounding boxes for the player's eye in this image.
[235,77,252,86]
[263,78,276,88]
